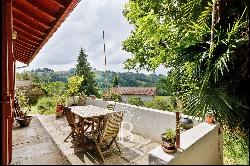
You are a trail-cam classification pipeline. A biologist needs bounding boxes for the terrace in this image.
[2,0,224,165]
[12,98,223,165]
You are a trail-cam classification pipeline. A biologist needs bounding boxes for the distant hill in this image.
[93,70,164,91]
[19,68,165,92]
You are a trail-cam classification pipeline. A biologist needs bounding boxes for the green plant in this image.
[128,96,144,106]
[145,96,174,111]
[67,75,84,96]
[36,97,56,114]
[102,89,122,102]
[161,128,176,143]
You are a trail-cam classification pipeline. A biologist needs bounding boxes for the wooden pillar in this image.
[176,112,180,148]
[1,0,13,164]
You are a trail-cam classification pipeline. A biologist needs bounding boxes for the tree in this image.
[122,0,249,160]
[75,48,99,96]
[112,74,119,87]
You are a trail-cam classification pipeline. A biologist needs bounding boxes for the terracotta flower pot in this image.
[56,104,63,117]
[205,115,215,124]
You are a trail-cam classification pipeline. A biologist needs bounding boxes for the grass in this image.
[223,128,249,165]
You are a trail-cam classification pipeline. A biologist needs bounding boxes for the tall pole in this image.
[103,30,108,90]
[210,0,216,54]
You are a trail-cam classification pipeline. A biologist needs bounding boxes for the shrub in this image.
[145,96,174,111]
[16,86,44,106]
[26,86,45,105]
[36,97,56,114]
[102,90,122,102]
[128,96,144,106]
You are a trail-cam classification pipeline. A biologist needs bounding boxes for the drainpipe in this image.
[16,64,29,69]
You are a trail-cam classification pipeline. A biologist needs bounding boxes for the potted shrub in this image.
[67,76,84,106]
[54,95,66,117]
[15,91,33,127]
[161,128,177,153]
[205,111,215,124]
[16,105,33,127]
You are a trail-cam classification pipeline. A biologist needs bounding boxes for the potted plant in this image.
[15,91,33,127]
[205,111,215,124]
[54,95,66,117]
[67,76,84,106]
[161,128,177,153]
[16,105,33,127]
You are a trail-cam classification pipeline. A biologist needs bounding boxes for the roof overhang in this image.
[12,0,81,64]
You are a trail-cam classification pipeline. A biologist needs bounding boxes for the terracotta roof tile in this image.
[111,87,156,96]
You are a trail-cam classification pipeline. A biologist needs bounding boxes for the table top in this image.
[69,105,113,118]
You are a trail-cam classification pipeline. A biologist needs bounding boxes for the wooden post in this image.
[176,112,180,149]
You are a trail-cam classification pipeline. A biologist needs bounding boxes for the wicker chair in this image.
[88,111,123,163]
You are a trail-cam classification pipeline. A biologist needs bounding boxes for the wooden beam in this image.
[14,26,43,41]
[14,41,36,52]
[17,34,40,45]
[13,18,45,36]
[12,6,50,29]
[53,0,65,8]
[21,0,56,21]
[15,38,37,48]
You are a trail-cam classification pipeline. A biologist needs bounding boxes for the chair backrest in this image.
[107,103,116,111]
[64,107,76,129]
[100,111,123,143]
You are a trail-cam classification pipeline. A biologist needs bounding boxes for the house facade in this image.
[111,87,157,102]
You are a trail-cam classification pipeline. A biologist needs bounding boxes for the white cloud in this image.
[16,0,169,75]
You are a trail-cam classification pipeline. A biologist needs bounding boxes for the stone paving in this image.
[37,114,160,165]
[11,116,70,165]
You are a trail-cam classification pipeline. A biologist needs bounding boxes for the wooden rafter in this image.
[12,7,50,30]
[14,26,43,41]
[13,18,45,36]
[19,0,56,21]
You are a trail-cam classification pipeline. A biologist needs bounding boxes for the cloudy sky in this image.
[17,0,168,75]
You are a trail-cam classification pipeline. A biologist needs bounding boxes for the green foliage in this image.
[123,1,249,163]
[36,97,56,115]
[223,127,249,165]
[128,96,144,106]
[145,96,174,111]
[75,48,99,96]
[102,90,122,102]
[67,76,84,96]
[40,81,67,97]
[112,74,119,87]
[18,71,30,80]
[161,128,176,143]
[95,70,162,91]
[16,86,44,106]
[27,86,45,105]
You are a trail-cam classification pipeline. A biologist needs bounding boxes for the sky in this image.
[16,0,169,75]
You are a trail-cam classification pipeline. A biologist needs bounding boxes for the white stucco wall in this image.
[15,80,33,88]
[121,95,154,102]
[149,122,223,165]
[86,98,223,165]
[86,98,200,143]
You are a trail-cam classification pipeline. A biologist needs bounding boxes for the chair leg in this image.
[114,139,122,153]
[107,137,115,149]
[64,131,73,142]
[94,141,105,164]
